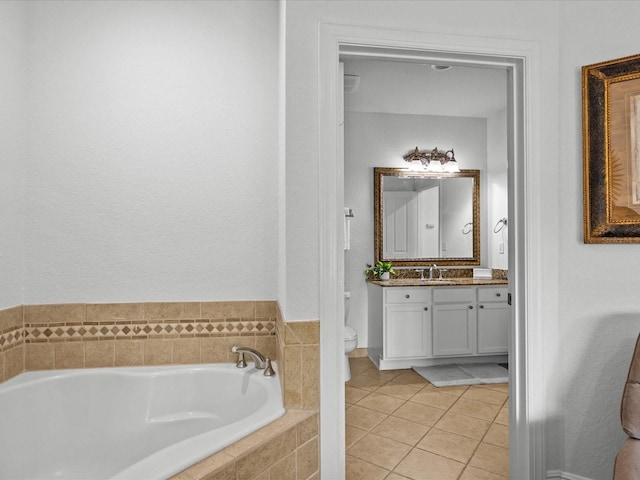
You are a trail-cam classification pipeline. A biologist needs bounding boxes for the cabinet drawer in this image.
[385,288,430,304]
[477,287,508,303]
[432,287,474,304]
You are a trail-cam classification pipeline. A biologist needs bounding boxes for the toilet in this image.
[344,291,358,382]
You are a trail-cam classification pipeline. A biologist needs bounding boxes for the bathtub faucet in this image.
[231,346,276,376]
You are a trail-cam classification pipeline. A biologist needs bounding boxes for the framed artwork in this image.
[583,53,640,243]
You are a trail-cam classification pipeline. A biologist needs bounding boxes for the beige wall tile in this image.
[25,343,55,370]
[25,304,84,325]
[54,342,84,369]
[255,301,276,318]
[267,451,296,480]
[173,338,200,364]
[0,305,23,332]
[85,341,115,368]
[301,344,319,410]
[297,413,318,446]
[283,345,302,408]
[200,337,233,363]
[296,438,318,480]
[144,339,173,365]
[201,301,255,320]
[174,451,236,480]
[86,303,143,322]
[4,345,23,380]
[0,351,4,383]
[286,322,319,345]
[254,335,277,361]
[201,462,237,480]
[236,425,297,480]
[115,340,144,366]
[143,302,200,320]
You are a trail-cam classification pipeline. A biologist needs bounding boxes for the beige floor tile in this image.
[462,386,509,406]
[392,370,430,386]
[459,465,508,480]
[385,474,413,480]
[410,390,458,410]
[347,432,412,471]
[347,374,389,391]
[372,415,430,446]
[345,455,389,480]
[350,358,378,376]
[478,383,509,394]
[346,425,368,448]
[423,383,470,397]
[494,404,509,426]
[468,443,509,477]
[362,368,404,383]
[450,398,501,422]
[434,411,491,440]
[375,382,423,400]
[356,392,406,415]
[346,405,388,430]
[346,386,370,404]
[394,448,465,480]
[416,428,480,464]
[393,401,446,427]
[483,423,509,448]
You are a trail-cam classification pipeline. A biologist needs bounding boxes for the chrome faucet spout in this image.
[428,264,438,280]
[231,346,267,369]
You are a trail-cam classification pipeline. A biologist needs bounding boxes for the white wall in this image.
[487,108,508,270]
[0,2,27,309]
[344,111,486,346]
[557,2,640,478]
[23,0,279,303]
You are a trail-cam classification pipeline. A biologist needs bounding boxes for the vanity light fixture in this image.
[402,146,460,173]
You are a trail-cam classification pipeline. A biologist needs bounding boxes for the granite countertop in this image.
[369,277,508,287]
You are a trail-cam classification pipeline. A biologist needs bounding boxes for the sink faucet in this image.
[428,264,438,280]
[415,269,425,280]
[231,346,276,376]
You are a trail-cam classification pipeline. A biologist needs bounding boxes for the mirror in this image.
[374,167,480,266]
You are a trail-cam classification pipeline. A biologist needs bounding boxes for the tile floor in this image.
[345,357,509,480]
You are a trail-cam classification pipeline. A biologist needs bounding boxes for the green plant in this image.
[365,261,396,278]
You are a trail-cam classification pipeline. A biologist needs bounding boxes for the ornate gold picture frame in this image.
[583,54,640,242]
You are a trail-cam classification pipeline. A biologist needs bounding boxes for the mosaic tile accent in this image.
[0,326,24,353]
[23,320,275,342]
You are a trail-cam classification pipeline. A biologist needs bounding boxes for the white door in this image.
[384,191,418,258]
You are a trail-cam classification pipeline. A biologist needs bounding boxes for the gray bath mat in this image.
[412,363,508,387]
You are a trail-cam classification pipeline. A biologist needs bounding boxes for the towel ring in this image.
[462,222,473,235]
[494,217,508,233]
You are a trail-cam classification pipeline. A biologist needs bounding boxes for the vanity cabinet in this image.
[368,283,509,370]
[477,287,510,354]
[432,288,475,356]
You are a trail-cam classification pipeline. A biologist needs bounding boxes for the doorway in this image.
[319,23,546,480]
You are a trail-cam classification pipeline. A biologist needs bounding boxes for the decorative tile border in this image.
[0,326,24,352]
[23,319,275,343]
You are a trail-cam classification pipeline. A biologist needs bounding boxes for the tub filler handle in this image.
[231,346,276,377]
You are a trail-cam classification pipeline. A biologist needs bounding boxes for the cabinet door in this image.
[432,303,474,356]
[385,304,431,358]
[477,303,510,354]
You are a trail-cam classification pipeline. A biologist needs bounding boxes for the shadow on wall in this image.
[562,313,640,479]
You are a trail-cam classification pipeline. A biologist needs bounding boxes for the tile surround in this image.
[0,301,320,479]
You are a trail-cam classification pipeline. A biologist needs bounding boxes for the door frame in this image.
[318,23,547,479]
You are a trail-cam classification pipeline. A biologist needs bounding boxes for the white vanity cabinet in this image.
[477,287,510,354]
[368,283,509,370]
[432,288,475,357]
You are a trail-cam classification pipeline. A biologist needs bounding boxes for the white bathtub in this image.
[0,363,285,480]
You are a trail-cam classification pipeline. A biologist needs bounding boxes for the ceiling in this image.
[342,57,508,118]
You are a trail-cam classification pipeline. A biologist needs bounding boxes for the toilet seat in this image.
[345,326,357,341]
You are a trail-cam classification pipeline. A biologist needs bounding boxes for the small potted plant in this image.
[365,261,396,281]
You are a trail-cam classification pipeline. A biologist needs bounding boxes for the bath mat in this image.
[412,363,508,387]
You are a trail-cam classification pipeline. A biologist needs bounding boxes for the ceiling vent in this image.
[344,74,360,93]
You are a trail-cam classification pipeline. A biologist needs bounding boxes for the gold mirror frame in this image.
[374,167,481,267]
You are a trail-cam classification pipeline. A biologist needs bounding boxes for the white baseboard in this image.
[547,470,594,480]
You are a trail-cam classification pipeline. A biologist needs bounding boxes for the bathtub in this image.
[0,363,285,480]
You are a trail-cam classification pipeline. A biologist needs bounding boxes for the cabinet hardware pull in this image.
[496,293,501,297]
[405,294,410,298]
[479,305,484,309]
[424,307,428,311]
[468,305,473,309]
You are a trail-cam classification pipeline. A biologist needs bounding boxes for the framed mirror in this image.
[374,167,480,266]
